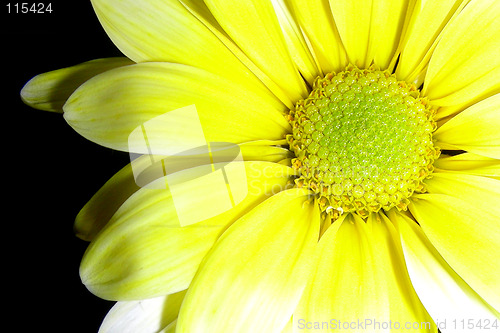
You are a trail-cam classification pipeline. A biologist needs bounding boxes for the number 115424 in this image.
[6,3,53,14]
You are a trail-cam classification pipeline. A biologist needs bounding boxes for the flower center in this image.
[286,67,440,218]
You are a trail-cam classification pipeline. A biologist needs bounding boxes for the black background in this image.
[3,1,129,331]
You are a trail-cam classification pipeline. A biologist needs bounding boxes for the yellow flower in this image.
[22,0,500,332]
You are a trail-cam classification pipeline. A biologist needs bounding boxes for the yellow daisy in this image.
[21,0,500,332]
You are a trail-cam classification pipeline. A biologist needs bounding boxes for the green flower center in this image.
[286,67,440,218]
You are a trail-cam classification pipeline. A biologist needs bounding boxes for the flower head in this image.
[22,0,500,332]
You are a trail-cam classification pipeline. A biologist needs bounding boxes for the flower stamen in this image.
[287,66,440,219]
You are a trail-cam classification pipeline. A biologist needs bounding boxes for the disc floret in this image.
[287,67,440,218]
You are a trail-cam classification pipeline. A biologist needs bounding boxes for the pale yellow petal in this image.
[75,140,291,241]
[434,94,500,159]
[433,153,500,179]
[296,213,434,332]
[280,317,293,333]
[328,0,408,69]
[204,0,308,102]
[91,0,254,83]
[286,0,347,74]
[409,193,500,310]
[80,161,295,300]
[396,0,468,83]
[177,188,319,333]
[390,210,500,330]
[98,290,186,333]
[422,0,500,107]
[63,63,289,152]
[21,58,133,112]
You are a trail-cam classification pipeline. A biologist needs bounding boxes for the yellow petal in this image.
[204,0,308,102]
[91,0,252,83]
[280,317,294,333]
[425,172,500,217]
[368,0,409,70]
[239,140,292,163]
[409,193,500,310]
[271,0,322,84]
[75,161,140,241]
[422,0,500,107]
[434,94,500,159]
[20,58,133,112]
[432,67,499,121]
[63,63,289,152]
[389,210,500,329]
[80,161,295,300]
[433,153,500,179]
[99,290,186,333]
[396,0,468,82]
[296,213,434,332]
[328,0,371,68]
[178,0,295,108]
[328,0,408,69]
[159,321,176,333]
[177,188,319,333]
[75,140,291,241]
[287,0,347,74]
